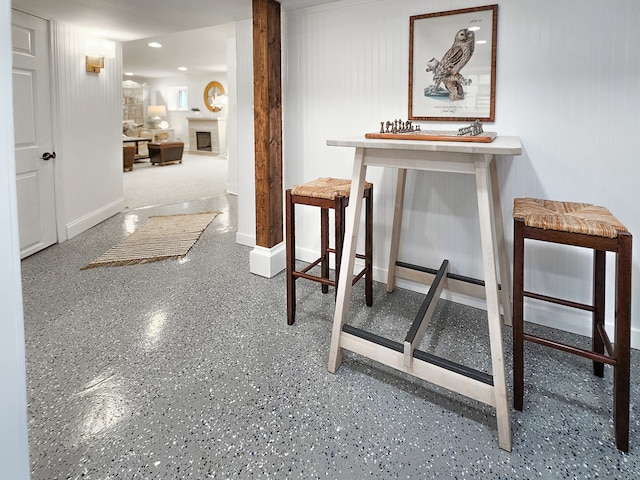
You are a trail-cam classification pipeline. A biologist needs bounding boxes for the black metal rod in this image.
[396,261,496,289]
[342,324,403,353]
[413,348,494,385]
[342,324,494,386]
[405,260,448,344]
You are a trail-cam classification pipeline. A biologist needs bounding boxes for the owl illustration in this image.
[426,28,475,100]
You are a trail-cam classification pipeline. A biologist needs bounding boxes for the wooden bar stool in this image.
[512,197,632,451]
[286,177,373,325]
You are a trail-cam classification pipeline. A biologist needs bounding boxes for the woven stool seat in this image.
[513,198,627,238]
[512,197,632,451]
[291,177,372,200]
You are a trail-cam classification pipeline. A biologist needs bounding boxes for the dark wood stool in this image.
[513,197,632,451]
[286,177,373,325]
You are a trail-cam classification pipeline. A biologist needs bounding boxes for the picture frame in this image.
[408,4,498,122]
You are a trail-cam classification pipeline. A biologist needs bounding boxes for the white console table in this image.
[326,135,522,452]
[148,128,174,142]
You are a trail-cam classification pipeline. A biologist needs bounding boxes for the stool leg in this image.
[513,218,525,411]
[286,190,296,325]
[334,197,347,298]
[592,249,606,377]
[614,232,632,452]
[365,185,373,306]
[321,208,330,294]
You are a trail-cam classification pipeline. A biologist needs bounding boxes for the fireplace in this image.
[196,131,212,151]
[187,117,226,156]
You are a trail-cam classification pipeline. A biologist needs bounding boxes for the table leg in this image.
[489,157,513,326]
[475,155,512,452]
[328,148,368,373]
[386,168,407,293]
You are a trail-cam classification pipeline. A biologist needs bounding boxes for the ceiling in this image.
[11,0,336,79]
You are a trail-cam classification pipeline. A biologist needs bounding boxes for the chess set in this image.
[365,119,497,143]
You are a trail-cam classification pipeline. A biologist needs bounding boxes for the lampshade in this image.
[212,94,229,107]
[147,105,167,119]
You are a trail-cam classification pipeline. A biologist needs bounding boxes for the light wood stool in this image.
[286,178,373,325]
[513,197,632,451]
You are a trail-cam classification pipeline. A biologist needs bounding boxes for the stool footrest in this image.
[292,255,369,288]
[523,333,616,366]
[523,290,594,312]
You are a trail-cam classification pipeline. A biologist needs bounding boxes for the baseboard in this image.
[226,182,238,196]
[250,243,286,278]
[65,198,124,240]
[235,231,255,247]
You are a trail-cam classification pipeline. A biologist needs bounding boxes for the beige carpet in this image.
[124,153,228,209]
[81,212,220,269]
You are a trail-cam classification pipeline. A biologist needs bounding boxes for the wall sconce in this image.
[147,105,167,128]
[85,38,116,74]
[86,55,104,73]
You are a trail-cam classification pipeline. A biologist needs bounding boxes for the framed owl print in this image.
[408,4,498,122]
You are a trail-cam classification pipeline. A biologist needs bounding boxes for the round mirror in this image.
[204,81,225,112]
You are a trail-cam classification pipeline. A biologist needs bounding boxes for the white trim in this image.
[226,182,238,196]
[250,243,286,278]
[235,231,255,247]
[65,198,124,239]
[49,20,67,243]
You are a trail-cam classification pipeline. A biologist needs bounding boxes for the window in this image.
[167,86,188,111]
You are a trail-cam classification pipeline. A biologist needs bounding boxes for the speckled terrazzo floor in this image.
[21,193,640,479]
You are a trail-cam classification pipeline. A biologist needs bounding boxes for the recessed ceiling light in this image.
[148,42,162,48]
[178,66,187,71]
[124,72,134,76]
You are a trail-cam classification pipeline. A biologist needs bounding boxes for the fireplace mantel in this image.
[187,117,227,156]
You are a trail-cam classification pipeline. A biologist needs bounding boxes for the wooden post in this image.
[253,0,283,248]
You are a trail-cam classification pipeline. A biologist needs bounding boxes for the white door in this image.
[12,10,57,258]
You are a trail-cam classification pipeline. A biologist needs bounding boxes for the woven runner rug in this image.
[81,212,220,269]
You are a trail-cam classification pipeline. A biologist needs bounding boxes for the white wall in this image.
[226,23,239,195]
[1,2,30,479]
[269,0,640,346]
[52,22,125,239]
[235,19,257,247]
[142,73,228,145]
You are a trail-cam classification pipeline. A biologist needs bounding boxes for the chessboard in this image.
[365,119,496,143]
[365,130,497,143]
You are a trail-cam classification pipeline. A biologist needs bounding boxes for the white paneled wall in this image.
[236,19,257,247]
[52,22,124,239]
[237,0,640,346]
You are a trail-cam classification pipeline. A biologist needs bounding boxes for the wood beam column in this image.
[253,0,283,248]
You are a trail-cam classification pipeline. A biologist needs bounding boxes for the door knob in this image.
[41,152,56,161]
